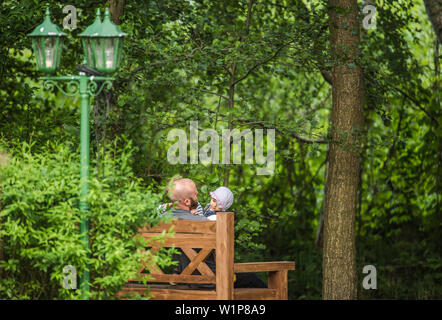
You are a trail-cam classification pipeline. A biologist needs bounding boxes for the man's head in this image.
[166,177,199,212]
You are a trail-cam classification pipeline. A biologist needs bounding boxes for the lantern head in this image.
[79,8,127,74]
[28,8,66,74]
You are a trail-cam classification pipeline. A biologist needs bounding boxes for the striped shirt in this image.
[157,202,204,216]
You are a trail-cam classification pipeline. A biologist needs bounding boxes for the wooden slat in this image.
[234,261,295,273]
[119,287,278,300]
[129,273,216,284]
[234,288,278,300]
[149,288,216,300]
[181,248,214,276]
[142,232,216,248]
[140,219,217,234]
[268,270,288,300]
[216,212,234,300]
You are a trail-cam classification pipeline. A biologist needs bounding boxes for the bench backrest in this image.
[136,212,235,299]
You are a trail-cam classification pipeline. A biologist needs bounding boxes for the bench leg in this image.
[268,270,288,300]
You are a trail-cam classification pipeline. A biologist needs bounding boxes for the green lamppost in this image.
[28,8,127,300]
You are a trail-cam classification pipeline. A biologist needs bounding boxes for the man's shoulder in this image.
[171,208,208,221]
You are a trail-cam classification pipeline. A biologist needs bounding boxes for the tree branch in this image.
[190,87,229,100]
[297,1,333,85]
[233,120,328,144]
[129,45,203,76]
[392,86,439,127]
[320,69,333,85]
[233,38,296,86]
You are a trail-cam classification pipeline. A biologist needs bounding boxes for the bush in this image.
[0,139,173,299]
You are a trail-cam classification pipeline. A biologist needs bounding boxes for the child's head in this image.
[209,186,234,212]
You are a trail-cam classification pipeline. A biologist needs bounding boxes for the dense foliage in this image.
[0,140,173,299]
[0,0,440,299]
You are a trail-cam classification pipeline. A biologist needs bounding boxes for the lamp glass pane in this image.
[103,38,115,70]
[84,38,95,68]
[33,38,44,69]
[44,37,56,69]
[93,38,104,69]
[116,38,123,68]
[55,37,63,68]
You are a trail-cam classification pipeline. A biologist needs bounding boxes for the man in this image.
[163,177,205,220]
[162,177,216,280]
[162,177,266,289]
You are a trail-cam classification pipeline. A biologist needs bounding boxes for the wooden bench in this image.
[118,212,295,300]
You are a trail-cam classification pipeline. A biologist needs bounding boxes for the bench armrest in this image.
[234,261,295,273]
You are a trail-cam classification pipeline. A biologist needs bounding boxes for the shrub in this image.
[0,139,173,299]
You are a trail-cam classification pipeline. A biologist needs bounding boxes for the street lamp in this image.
[79,8,127,74]
[28,8,66,74]
[27,7,127,300]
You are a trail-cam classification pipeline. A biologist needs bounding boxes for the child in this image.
[203,186,234,220]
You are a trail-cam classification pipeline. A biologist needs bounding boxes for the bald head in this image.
[167,178,199,211]
[168,178,195,201]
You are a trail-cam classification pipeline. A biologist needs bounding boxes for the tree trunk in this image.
[109,0,125,25]
[322,0,364,300]
[424,0,442,43]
